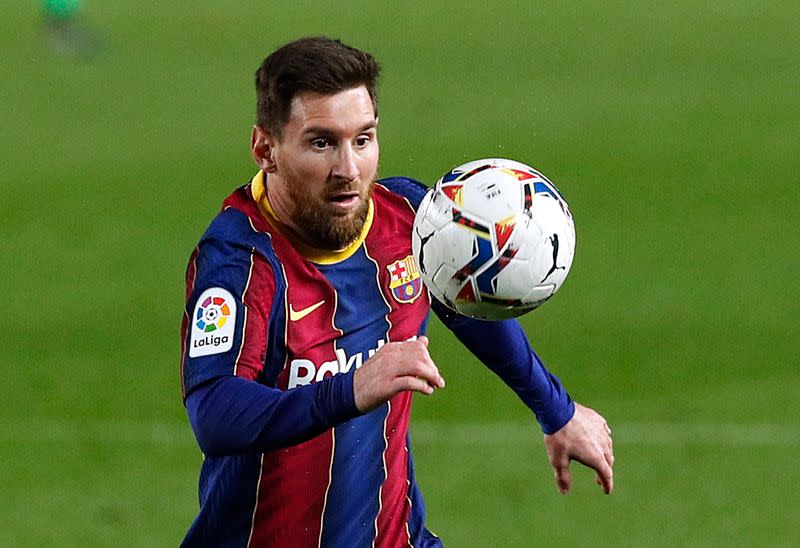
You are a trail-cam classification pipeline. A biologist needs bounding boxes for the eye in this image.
[311,138,331,150]
[355,135,371,147]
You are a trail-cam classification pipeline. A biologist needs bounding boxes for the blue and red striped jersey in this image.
[180,171,574,547]
[180,172,441,547]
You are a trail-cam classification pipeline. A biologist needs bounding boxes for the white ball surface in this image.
[412,158,576,320]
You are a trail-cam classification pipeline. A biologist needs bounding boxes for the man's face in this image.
[258,86,379,250]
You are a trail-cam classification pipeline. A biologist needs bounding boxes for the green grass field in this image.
[2,1,799,546]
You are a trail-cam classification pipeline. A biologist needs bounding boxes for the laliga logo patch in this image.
[189,287,236,358]
[387,255,422,304]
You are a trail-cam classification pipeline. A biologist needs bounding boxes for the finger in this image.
[553,463,572,495]
[411,338,436,369]
[418,366,445,389]
[574,444,613,494]
[605,444,614,468]
[407,349,445,388]
[604,432,614,466]
[395,375,436,396]
[423,361,445,388]
[594,460,613,495]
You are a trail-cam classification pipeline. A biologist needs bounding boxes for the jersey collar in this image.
[250,171,373,265]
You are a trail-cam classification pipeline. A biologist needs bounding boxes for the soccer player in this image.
[180,36,614,547]
[41,0,102,58]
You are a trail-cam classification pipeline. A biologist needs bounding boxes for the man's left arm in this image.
[433,300,614,494]
[382,175,614,493]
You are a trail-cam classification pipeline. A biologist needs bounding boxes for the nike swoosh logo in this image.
[289,300,326,322]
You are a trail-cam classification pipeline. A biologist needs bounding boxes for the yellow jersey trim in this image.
[250,171,373,265]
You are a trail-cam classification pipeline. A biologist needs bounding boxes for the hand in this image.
[543,403,614,495]
[353,336,445,413]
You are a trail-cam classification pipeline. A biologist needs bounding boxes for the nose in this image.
[332,143,359,182]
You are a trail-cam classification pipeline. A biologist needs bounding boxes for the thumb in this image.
[417,335,429,347]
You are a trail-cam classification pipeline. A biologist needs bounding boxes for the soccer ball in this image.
[412,158,576,320]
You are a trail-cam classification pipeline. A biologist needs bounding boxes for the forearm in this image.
[434,300,574,433]
[185,373,362,456]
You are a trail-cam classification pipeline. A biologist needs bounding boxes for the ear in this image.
[251,125,277,173]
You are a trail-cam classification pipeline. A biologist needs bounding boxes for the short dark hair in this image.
[255,36,381,139]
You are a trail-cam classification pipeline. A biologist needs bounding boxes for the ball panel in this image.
[458,171,523,225]
[430,263,462,305]
[412,158,576,320]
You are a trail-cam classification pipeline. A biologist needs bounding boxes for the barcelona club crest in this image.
[387,255,423,304]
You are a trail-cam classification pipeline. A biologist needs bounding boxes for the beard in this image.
[286,175,375,250]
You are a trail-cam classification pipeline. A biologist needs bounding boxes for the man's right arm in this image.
[185,373,359,456]
[187,335,445,456]
[182,232,362,456]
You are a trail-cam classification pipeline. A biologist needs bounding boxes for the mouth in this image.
[327,191,361,209]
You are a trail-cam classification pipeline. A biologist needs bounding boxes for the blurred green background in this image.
[2,1,799,546]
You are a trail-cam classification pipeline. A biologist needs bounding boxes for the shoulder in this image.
[375,176,431,212]
[204,186,262,246]
[190,186,280,283]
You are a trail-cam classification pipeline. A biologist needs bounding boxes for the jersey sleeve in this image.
[180,221,274,399]
[378,176,431,211]
[432,299,575,434]
[186,373,360,456]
